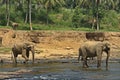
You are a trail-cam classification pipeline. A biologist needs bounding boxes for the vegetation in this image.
[0,0,120,31]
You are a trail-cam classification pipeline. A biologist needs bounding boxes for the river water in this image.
[0,59,120,80]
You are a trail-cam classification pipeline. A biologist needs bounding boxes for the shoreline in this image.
[0,53,119,64]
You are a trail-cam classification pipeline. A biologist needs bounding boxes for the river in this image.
[0,59,120,80]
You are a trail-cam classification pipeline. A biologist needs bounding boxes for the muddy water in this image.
[0,60,120,80]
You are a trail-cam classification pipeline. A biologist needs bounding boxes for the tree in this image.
[93,0,118,30]
[43,0,65,25]
[6,0,10,26]
[93,0,100,30]
[77,0,116,30]
[28,0,32,30]
[23,0,32,30]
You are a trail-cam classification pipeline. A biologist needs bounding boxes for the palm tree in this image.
[96,0,100,30]
[24,0,32,30]
[78,0,97,29]
[94,0,118,30]
[6,0,10,26]
[14,0,44,30]
[42,0,65,25]
[28,0,32,30]
[78,0,118,30]
[79,0,105,30]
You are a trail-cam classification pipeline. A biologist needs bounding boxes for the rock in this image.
[65,47,73,50]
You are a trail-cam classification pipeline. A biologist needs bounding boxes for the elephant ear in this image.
[103,45,106,50]
[104,42,110,50]
[25,43,34,50]
[23,43,27,49]
[102,42,110,51]
[98,42,106,50]
[23,43,30,49]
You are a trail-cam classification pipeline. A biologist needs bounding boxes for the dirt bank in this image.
[0,29,120,62]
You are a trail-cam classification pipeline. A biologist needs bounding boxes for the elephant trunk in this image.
[11,48,17,64]
[31,50,35,63]
[11,51,15,63]
[106,51,110,70]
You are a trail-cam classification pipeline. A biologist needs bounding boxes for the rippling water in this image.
[0,60,120,80]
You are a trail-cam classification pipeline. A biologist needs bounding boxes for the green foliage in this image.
[10,7,23,23]
[0,0,120,31]
[72,7,92,28]
[35,9,53,24]
[0,5,7,25]
[0,13,6,26]
[101,10,120,30]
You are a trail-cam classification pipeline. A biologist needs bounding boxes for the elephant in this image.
[11,43,35,64]
[10,21,19,30]
[78,41,110,69]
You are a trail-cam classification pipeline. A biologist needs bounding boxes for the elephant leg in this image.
[81,57,83,61]
[22,54,29,61]
[81,48,88,68]
[83,57,89,68]
[97,60,101,68]
[106,51,110,70]
[26,50,29,58]
[86,57,89,67]
[91,57,94,60]
[14,57,17,63]
[97,54,102,68]
[12,52,18,63]
[22,50,29,63]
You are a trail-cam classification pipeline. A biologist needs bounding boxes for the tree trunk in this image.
[92,0,95,29]
[96,0,99,30]
[28,0,32,30]
[92,17,95,29]
[6,0,10,26]
[96,11,99,30]
[46,8,49,25]
[25,12,28,23]
[71,0,74,12]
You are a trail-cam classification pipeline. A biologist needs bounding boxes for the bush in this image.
[0,13,6,26]
[72,7,91,28]
[35,9,53,24]
[101,10,120,30]
[0,5,7,26]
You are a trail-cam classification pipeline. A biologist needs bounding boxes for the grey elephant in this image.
[78,41,110,69]
[11,43,35,64]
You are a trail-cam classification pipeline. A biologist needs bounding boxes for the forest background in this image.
[0,0,120,31]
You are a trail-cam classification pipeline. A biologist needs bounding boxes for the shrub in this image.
[0,5,7,26]
[72,7,91,28]
[101,10,119,30]
[35,9,53,24]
